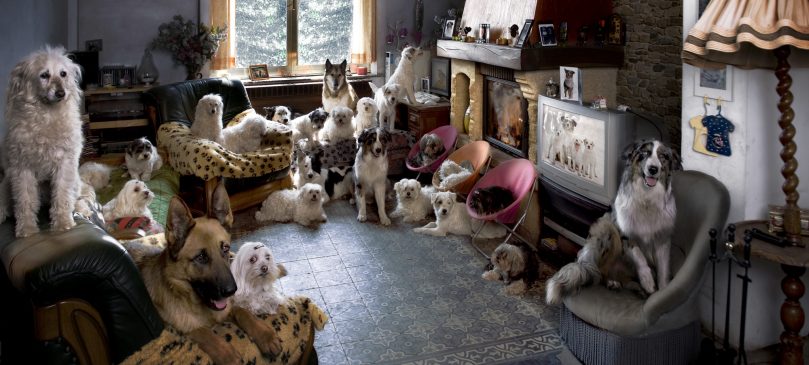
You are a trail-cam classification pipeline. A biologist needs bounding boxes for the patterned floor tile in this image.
[320,283,362,304]
[280,259,311,276]
[314,268,353,287]
[308,255,345,272]
[334,317,379,343]
[327,299,372,323]
[316,344,350,365]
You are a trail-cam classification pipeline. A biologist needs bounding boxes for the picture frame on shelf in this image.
[442,17,457,40]
[694,66,733,101]
[538,23,557,47]
[431,57,451,97]
[248,64,270,81]
[559,66,582,103]
[421,77,430,93]
[514,19,534,48]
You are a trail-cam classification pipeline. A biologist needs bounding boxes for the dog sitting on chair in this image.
[408,133,445,168]
[191,94,225,144]
[546,140,682,305]
[231,242,287,316]
[124,137,163,182]
[102,179,154,222]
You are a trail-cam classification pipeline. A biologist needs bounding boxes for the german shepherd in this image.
[125,181,280,364]
[322,58,358,113]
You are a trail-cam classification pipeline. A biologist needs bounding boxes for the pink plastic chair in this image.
[466,158,538,257]
[405,125,458,177]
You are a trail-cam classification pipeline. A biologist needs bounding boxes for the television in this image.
[537,96,660,208]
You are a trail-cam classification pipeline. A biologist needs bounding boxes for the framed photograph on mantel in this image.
[514,19,534,48]
[559,66,582,103]
[538,23,557,46]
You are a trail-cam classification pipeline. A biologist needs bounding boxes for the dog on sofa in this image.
[190,94,225,144]
[124,137,163,182]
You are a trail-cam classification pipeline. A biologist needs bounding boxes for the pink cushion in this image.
[466,158,537,224]
[406,125,458,173]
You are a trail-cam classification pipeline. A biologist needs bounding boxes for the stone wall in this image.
[614,0,683,147]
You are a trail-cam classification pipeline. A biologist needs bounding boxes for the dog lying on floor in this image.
[483,241,541,295]
[546,140,682,305]
[414,191,506,238]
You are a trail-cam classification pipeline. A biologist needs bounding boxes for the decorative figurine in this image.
[607,14,625,45]
[545,78,559,98]
[559,21,569,46]
[577,25,589,46]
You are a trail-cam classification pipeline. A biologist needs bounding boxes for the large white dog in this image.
[414,191,506,238]
[190,94,225,144]
[255,184,327,227]
[0,46,84,237]
[374,83,401,131]
[387,46,423,105]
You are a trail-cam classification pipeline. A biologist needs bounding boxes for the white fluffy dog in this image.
[436,160,473,190]
[124,137,163,181]
[387,46,423,105]
[414,191,506,238]
[390,178,434,223]
[352,97,378,138]
[318,106,354,143]
[102,179,154,222]
[0,46,84,237]
[79,162,113,191]
[190,94,225,144]
[579,138,597,178]
[223,114,270,153]
[375,83,401,131]
[231,242,287,315]
[255,184,327,226]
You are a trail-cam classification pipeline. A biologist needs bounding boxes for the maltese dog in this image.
[390,178,434,223]
[190,93,225,144]
[102,179,154,222]
[255,183,327,227]
[223,114,270,153]
[79,161,114,191]
[231,242,288,315]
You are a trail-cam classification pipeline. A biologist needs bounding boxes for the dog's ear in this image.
[210,180,233,229]
[357,128,371,144]
[340,59,347,71]
[669,146,683,171]
[277,263,288,278]
[430,192,439,205]
[379,128,392,145]
[166,196,196,260]
[325,59,332,69]
[393,180,403,193]
[621,140,642,166]
[8,61,31,100]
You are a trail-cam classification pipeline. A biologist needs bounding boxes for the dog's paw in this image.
[357,213,367,222]
[606,280,622,290]
[52,216,76,232]
[639,269,656,294]
[505,281,527,296]
[253,325,282,357]
[482,270,500,281]
[379,216,391,226]
[15,223,39,238]
[413,227,425,234]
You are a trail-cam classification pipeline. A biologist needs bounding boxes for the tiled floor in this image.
[234,200,576,364]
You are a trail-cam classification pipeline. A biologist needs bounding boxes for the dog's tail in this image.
[545,214,623,305]
[368,81,379,94]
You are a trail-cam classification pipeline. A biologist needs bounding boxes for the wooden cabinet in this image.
[83,85,153,156]
[397,101,451,140]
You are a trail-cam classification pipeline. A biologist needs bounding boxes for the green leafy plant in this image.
[151,15,227,78]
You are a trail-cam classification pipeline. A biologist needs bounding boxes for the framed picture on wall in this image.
[431,57,451,96]
[694,66,733,101]
[442,18,456,39]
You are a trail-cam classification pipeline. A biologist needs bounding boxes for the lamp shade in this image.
[683,0,809,69]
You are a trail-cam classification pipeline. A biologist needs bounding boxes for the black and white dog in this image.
[546,139,682,304]
[124,137,163,182]
[354,128,391,225]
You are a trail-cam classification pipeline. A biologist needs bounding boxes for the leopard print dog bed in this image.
[158,117,292,181]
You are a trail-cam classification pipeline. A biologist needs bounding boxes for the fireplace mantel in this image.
[436,40,624,71]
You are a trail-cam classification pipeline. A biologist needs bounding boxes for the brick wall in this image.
[614,0,683,147]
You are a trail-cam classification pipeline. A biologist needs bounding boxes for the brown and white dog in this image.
[322,59,358,113]
[546,140,682,305]
[354,128,391,225]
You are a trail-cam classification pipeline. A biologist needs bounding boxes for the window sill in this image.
[240,74,378,87]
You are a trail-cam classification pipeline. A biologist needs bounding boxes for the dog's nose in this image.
[55,89,65,99]
[441,209,447,215]
[307,173,314,179]
[261,265,268,273]
[374,148,382,154]
[648,166,659,175]
[406,192,411,197]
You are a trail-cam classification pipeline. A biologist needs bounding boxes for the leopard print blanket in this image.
[157,114,292,181]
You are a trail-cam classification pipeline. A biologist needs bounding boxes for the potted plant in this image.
[151,15,227,80]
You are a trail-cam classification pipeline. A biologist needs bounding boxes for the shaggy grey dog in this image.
[0,46,84,237]
[482,242,541,295]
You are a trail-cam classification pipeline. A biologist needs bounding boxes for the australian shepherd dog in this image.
[354,128,391,226]
[546,140,682,305]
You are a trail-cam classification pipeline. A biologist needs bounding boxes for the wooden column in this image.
[774,46,803,246]
[780,264,805,365]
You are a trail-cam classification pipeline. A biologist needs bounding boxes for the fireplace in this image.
[484,76,529,158]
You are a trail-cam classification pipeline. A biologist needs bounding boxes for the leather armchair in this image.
[143,78,293,216]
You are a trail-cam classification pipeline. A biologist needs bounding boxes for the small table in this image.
[396,101,450,140]
[734,220,809,365]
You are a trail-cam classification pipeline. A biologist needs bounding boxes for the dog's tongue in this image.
[645,176,658,187]
[211,298,228,311]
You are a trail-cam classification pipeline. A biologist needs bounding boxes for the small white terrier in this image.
[231,242,287,315]
[79,161,113,191]
[124,137,163,181]
[390,178,434,223]
[223,114,270,153]
[102,179,154,222]
[190,94,225,144]
[318,106,354,143]
[352,97,379,138]
[255,184,327,226]
[268,105,291,125]
[387,46,423,105]
[414,191,506,238]
[291,108,329,147]
[375,83,401,131]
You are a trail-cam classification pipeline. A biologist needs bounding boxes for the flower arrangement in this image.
[151,15,227,79]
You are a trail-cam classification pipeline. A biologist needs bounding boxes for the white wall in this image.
[0,0,68,138]
[682,0,809,350]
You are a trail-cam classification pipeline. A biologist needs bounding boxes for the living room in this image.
[1,0,808,364]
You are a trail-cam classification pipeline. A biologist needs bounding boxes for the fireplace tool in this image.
[702,224,752,365]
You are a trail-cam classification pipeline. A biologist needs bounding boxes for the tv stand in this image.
[540,176,610,250]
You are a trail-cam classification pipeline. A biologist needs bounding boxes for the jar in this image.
[479,24,490,43]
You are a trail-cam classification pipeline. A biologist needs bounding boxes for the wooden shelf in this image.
[84,85,153,96]
[436,40,624,71]
[88,118,149,130]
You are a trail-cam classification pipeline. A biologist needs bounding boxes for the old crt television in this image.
[537,96,660,208]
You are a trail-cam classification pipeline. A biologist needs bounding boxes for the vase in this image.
[136,48,159,86]
[186,65,203,80]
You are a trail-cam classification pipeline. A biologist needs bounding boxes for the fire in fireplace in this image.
[483,76,529,158]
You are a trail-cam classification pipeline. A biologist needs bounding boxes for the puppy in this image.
[291,108,329,147]
[231,242,287,315]
[124,137,163,182]
[414,191,506,238]
[265,105,291,125]
[255,184,327,226]
[580,138,597,178]
[390,178,434,223]
[354,128,391,225]
[482,242,541,295]
[79,161,113,191]
[0,46,84,237]
[387,46,423,105]
[408,133,445,168]
[322,59,358,112]
[375,83,401,131]
[102,179,154,221]
[318,106,354,143]
[352,97,379,138]
[190,94,225,144]
[223,114,270,153]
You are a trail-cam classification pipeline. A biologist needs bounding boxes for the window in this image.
[235,0,353,74]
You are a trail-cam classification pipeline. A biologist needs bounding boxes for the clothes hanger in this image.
[690,95,718,156]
